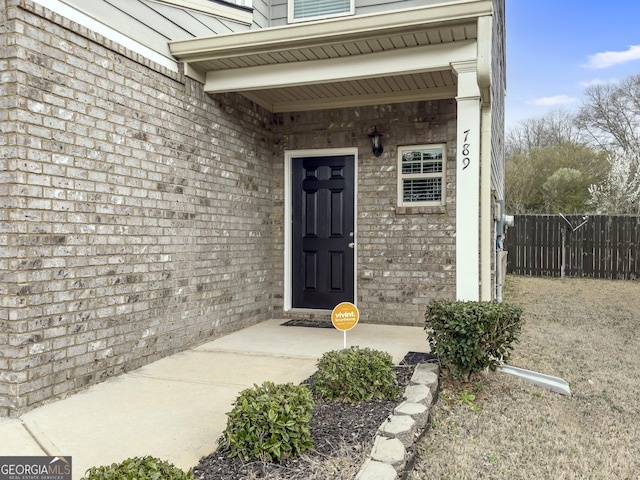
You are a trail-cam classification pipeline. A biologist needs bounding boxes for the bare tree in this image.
[505,111,606,213]
[576,74,640,153]
[506,110,584,157]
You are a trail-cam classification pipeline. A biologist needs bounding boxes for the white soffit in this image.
[169,1,491,112]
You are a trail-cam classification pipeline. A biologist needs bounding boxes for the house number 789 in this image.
[462,129,471,170]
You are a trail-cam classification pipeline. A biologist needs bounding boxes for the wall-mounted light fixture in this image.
[368,126,384,157]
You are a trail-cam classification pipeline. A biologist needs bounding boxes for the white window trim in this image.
[397,144,447,207]
[287,0,355,24]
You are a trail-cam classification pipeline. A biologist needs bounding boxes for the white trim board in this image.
[204,42,476,93]
[148,0,252,24]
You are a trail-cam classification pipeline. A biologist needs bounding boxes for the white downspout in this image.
[477,15,493,301]
[480,107,492,300]
[496,234,504,302]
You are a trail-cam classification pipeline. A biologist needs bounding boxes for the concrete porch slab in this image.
[3,318,429,480]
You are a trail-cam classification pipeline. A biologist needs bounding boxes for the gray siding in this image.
[356,0,450,15]
[270,0,287,26]
[50,0,475,45]
[490,0,506,201]
[270,0,462,27]
[251,0,271,28]
[57,0,251,63]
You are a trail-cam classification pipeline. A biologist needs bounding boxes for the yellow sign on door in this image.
[331,302,359,331]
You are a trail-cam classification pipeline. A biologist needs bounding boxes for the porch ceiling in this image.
[169,2,490,112]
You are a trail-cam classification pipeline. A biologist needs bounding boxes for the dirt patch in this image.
[413,275,640,479]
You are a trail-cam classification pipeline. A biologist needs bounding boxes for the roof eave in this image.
[169,0,493,62]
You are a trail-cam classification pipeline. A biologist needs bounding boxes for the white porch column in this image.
[452,61,482,301]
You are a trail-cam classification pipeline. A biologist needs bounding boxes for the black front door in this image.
[292,155,355,309]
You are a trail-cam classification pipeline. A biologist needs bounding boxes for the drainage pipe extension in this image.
[497,364,571,396]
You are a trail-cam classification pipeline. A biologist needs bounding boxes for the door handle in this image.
[348,242,355,249]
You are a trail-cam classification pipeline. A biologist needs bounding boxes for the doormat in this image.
[281,319,334,328]
[401,351,438,365]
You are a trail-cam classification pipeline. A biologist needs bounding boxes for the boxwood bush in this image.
[82,456,193,480]
[217,381,315,463]
[425,300,524,380]
[312,346,402,404]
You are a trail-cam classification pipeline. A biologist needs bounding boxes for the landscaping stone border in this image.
[356,363,440,480]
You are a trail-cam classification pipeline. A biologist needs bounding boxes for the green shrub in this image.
[217,381,315,463]
[81,456,193,480]
[312,346,402,404]
[425,300,524,380]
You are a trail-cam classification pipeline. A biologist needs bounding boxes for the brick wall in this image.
[1,0,460,417]
[273,101,458,325]
[0,0,277,417]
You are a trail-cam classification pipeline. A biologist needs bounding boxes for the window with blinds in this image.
[289,0,354,22]
[397,145,446,206]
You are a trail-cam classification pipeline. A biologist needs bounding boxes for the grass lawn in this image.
[413,275,640,480]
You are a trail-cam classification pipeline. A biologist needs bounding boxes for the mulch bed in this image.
[193,353,436,480]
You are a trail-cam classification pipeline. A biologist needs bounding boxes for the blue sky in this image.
[505,0,640,130]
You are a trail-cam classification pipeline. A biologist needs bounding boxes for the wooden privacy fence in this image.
[505,214,639,280]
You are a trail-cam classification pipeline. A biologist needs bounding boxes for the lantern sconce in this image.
[368,126,384,157]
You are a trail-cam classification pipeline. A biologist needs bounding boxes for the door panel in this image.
[292,155,355,309]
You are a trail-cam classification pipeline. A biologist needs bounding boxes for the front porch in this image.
[170,3,496,304]
[2,319,430,477]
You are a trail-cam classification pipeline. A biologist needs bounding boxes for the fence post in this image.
[560,226,566,279]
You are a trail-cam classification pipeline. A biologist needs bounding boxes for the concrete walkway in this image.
[1,319,429,480]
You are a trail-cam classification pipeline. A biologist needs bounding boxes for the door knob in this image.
[348,242,355,249]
